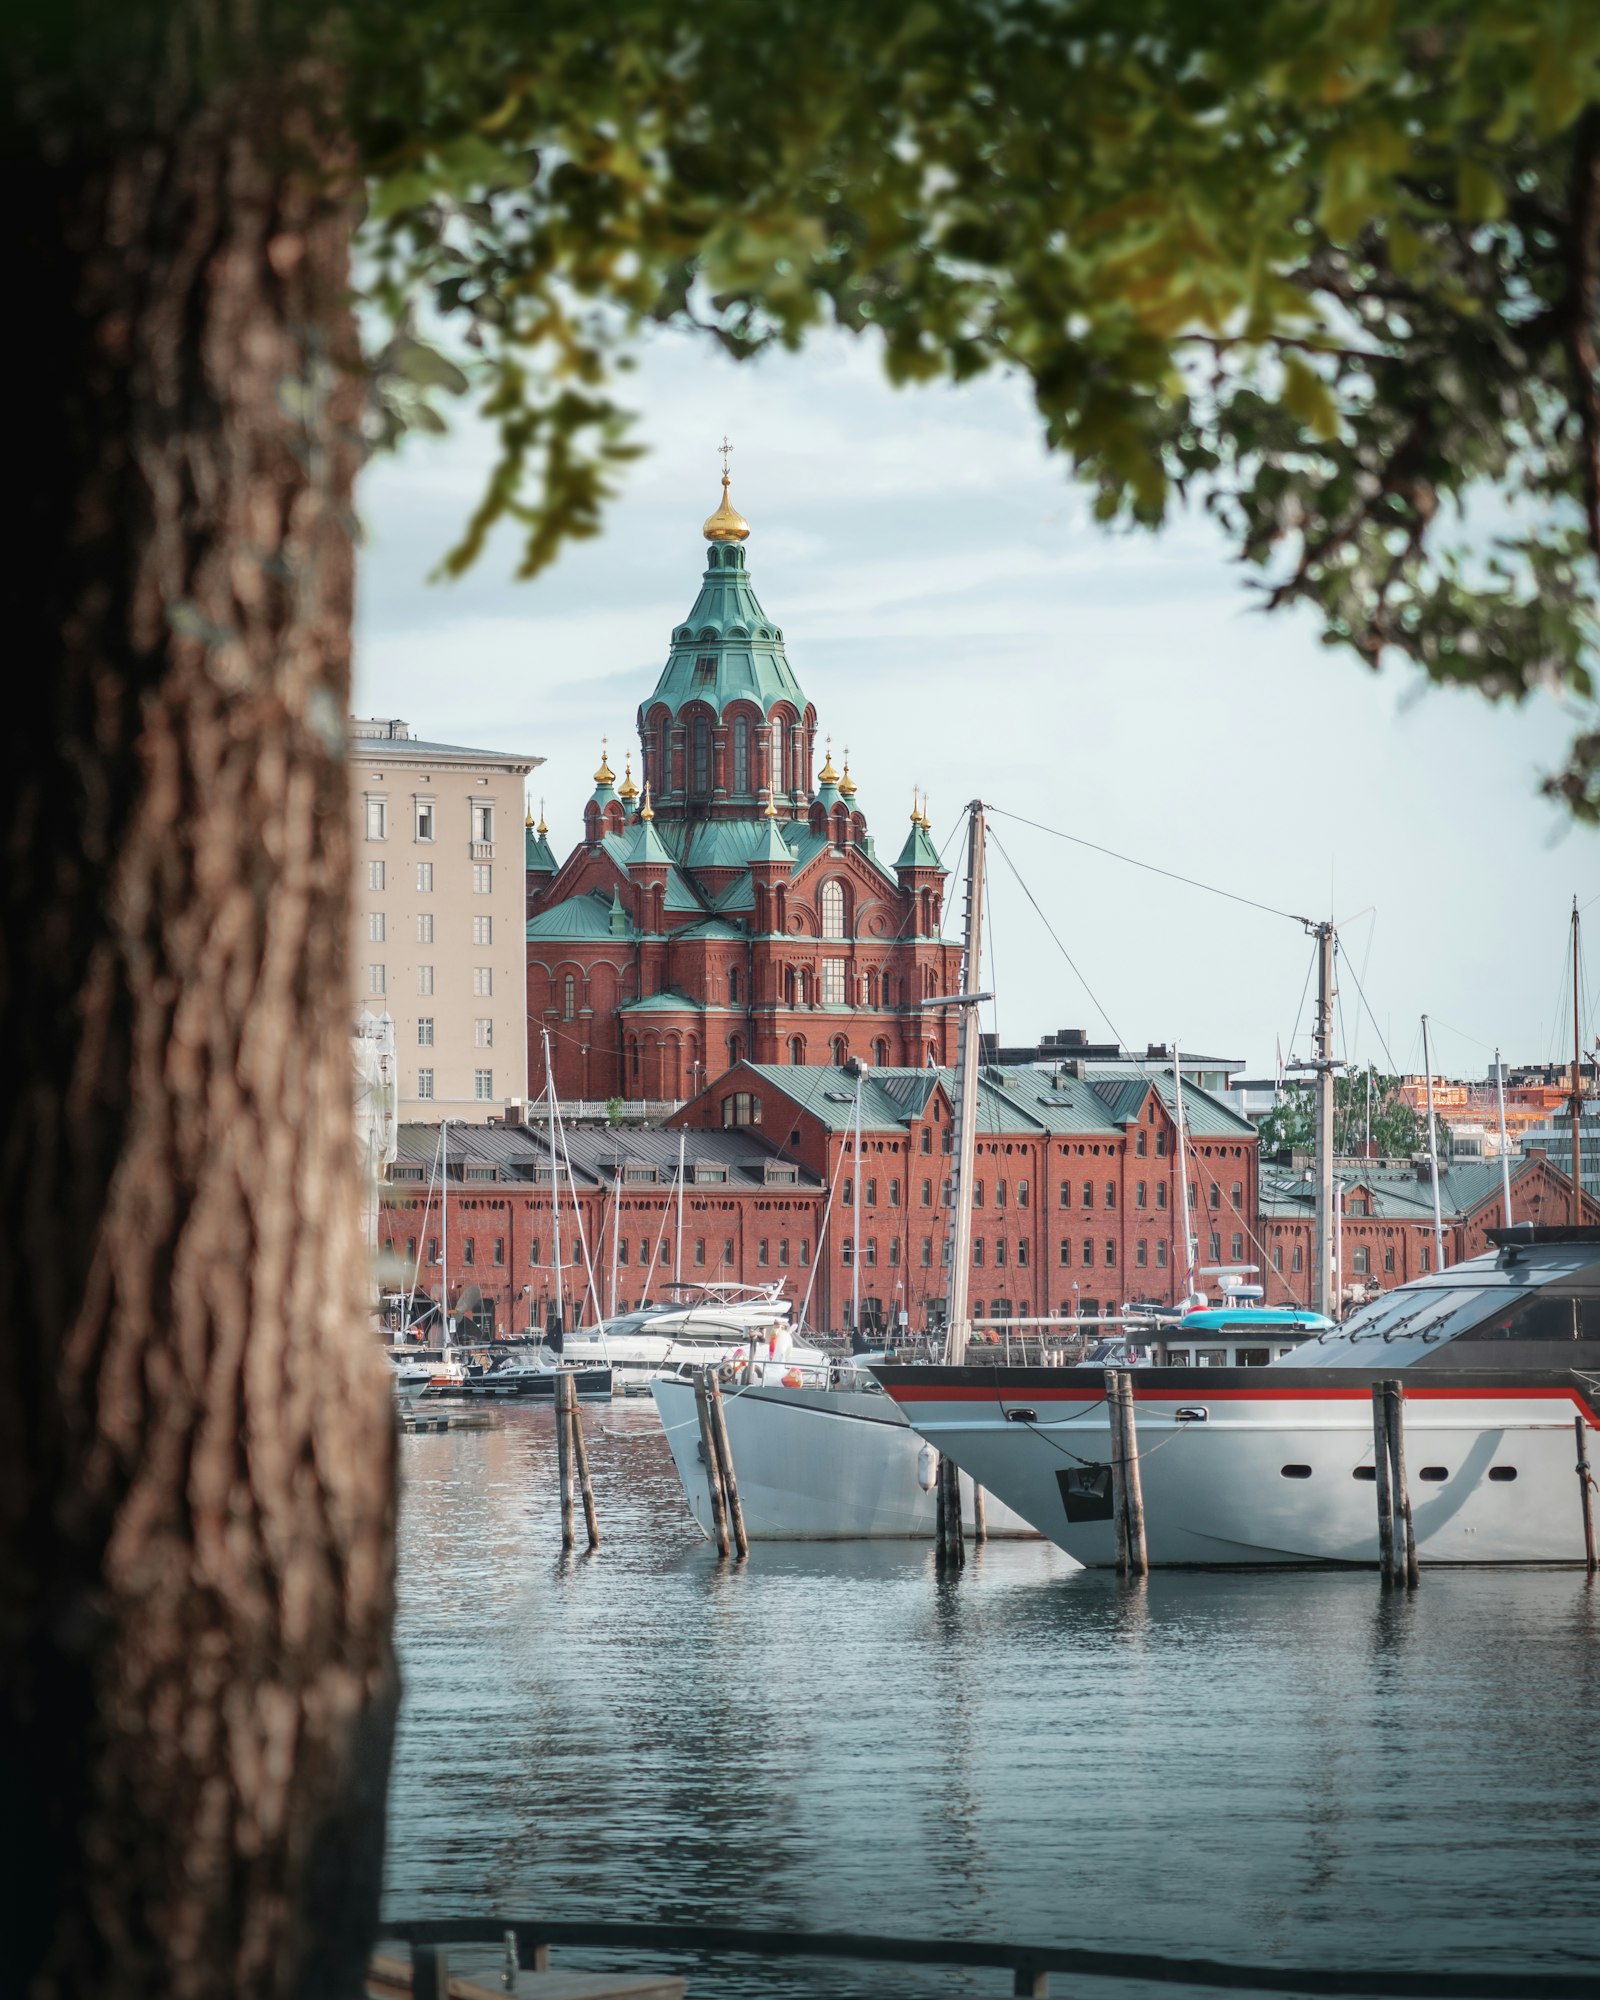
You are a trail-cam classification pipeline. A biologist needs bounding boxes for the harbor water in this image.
[383,1402,1600,1997]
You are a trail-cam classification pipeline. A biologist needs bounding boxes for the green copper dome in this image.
[644,539,806,722]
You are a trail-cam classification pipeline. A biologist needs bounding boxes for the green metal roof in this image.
[525,822,558,872]
[1082,1065,1258,1139]
[1259,1155,1565,1222]
[618,990,742,1015]
[646,539,806,722]
[526,891,637,942]
[893,816,943,870]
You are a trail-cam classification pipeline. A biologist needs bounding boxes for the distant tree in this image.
[1259,1067,1438,1159]
[6,7,1598,1998]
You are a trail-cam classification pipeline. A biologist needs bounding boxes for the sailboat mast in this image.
[1173,1041,1196,1309]
[440,1117,451,1350]
[609,1153,622,1319]
[851,1068,863,1338]
[1312,920,1336,1318]
[675,1128,686,1286]
[544,1028,564,1333]
[1573,897,1585,1228]
[1421,1013,1445,1272]
[943,801,987,1367]
[1495,1046,1513,1228]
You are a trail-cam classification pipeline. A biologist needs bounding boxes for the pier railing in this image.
[381,1915,1596,1998]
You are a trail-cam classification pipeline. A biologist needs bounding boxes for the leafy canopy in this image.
[1258,1065,1438,1159]
[349,0,1600,816]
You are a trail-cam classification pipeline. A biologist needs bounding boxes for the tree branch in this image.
[1563,105,1600,567]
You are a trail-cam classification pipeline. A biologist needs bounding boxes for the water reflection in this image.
[385,1403,1600,1997]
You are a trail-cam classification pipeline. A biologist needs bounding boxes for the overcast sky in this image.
[353,324,1597,1082]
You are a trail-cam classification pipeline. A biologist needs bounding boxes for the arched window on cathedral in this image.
[693,718,710,796]
[864,968,878,1006]
[798,968,811,1006]
[874,1036,890,1068]
[771,718,786,796]
[788,1036,805,1064]
[821,880,846,940]
[783,965,796,1006]
[728,966,740,1005]
[728,1033,744,1068]
[831,1035,849,1067]
[562,975,576,1021]
[733,716,749,793]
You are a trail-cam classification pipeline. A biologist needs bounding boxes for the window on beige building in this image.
[368,964,385,995]
[367,860,385,891]
[475,1018,493,1048]
[367,911,385,943]
[473,802,494,843]
[472,864,492,893]
[417,1069,434,1099]
[418,965,434,996]
[414,799,434,841]
[473,967,492,998]
[364,796,387,840]
[474,1068,493,1100]
[417,1018,434,1046]
[473,915,492,945]
[417,913,433,945]
[417,862,433,892]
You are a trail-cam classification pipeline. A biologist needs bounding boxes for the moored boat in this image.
[874,1225,1600,1567]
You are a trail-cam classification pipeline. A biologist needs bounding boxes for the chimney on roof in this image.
[504,1098,525,1127]
[1063,1028,1086,1049]
[1146,1042,1168,1060]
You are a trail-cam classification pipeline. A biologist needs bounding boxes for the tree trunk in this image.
[3,27,396,2000]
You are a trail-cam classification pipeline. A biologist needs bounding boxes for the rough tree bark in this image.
[3,21,397,1999]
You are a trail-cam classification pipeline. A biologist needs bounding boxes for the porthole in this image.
[1280,1464,1312,1479]
[1418,1466,1448,1482]
[1488,1466,1518,1482]
[1352,1466,1377,1482]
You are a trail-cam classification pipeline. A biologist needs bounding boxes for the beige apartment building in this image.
[350,719,543,1123]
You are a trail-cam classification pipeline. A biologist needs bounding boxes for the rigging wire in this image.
[987,804,1312,927]
[1338,943,1405,1079]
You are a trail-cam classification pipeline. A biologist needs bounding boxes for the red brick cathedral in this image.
[526,470,962,1102]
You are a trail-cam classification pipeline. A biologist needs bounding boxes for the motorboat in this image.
[452,1347,613,1402]
[1077,1307,1333,1369]
[388,1356,436,1401]
[564,1283,827,1390]
[873,1225,1600,1568]
[652,1353,1039,1540]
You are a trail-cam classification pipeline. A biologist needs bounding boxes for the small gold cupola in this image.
[838,749,857,799]
[818,738,840,787]
[594,738,615,786]
[639,781,655,821]
[702,436,750,542]
[618,752,639,802]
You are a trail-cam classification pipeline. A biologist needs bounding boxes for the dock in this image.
[369,1949,684,2000]
[397,1408,500,1435]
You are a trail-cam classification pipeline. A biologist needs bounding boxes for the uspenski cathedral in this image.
[525,460,961,1103]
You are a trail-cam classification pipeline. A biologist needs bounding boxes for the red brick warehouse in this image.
[525,466,962,1103]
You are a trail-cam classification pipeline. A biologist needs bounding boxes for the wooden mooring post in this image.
[972,1480,988,1543]
[557,1372,600,1550]
[693,1373,730,1557]
[1576,1414,1598,1574]
[936,1454,965,1567]
[1382,1379,1419,1589]
[1371,1383,1396,1585]
[1108,1373,1147,1578]
[555,1371,575,1551]
[706,1374,749,1559]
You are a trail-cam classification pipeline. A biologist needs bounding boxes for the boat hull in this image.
[873,1366,1600,1567]
[456,1365,613,1402]
[652,1377,1039,1541]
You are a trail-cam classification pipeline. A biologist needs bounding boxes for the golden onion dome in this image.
[702,472,750,542]
[838,751,857,799]
[526,802,535,828]
[618,752,638,802]
[536,801,548,835]
[594,738,615,786]
[817,739,840,787]
[639,782,655,821]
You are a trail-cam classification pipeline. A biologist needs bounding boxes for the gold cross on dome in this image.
[719,436,733,478]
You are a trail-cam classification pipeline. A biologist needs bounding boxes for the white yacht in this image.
[874,1226,1600,1567]
[653,1354,1038,1539]
[565,1283,826,1389]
